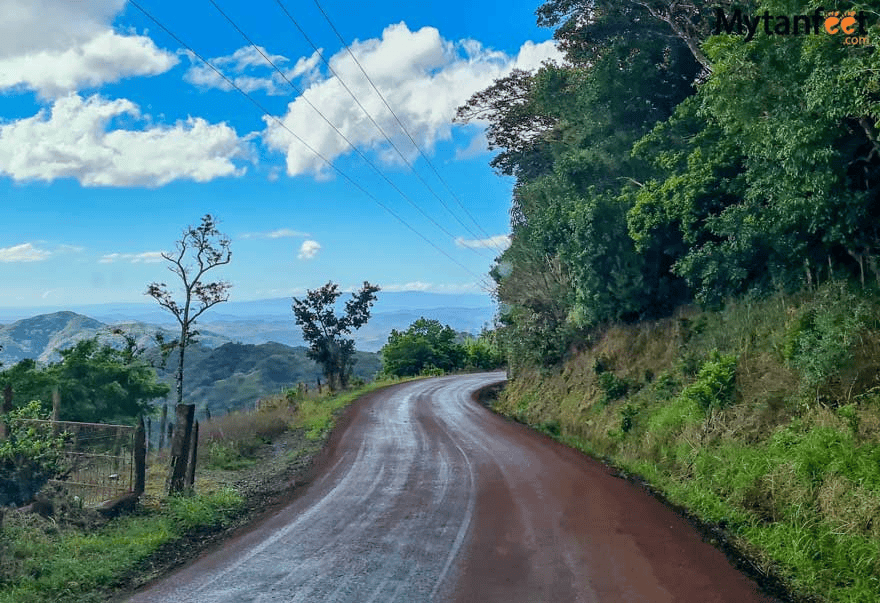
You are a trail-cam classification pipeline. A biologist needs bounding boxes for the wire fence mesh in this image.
[26,420,136,507]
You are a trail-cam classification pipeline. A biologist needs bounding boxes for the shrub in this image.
[783,282,871,393]
[597,372,628,404]
[0,401,69,506]
[620,403,640,433]
[679,350,737,413]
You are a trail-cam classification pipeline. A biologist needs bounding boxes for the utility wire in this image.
[272,0,494,258]
[310,0,507,257]
[206,0,494,264]
[127,0,495,293]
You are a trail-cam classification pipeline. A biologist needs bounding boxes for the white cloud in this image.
[0,30,177,98]
[0,243,52,262]
[241,228,310,239]
[0,1,176,98]
[184,47,322,96]
[261,23,561,177]
[298,240,321,260]
[454,234,510,250]
[99,251,166,264]
[0,94,248,187]
[381,281,483,293]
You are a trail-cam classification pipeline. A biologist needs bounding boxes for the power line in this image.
[126,0,495,293]
[206,0,494,263]
[271,0,494,257]
[310,0,507,257]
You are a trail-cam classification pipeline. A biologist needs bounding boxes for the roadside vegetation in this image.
[494,280,880,602]
[0,378,407,603]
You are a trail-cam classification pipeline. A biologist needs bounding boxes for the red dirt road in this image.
[127,373,779,602]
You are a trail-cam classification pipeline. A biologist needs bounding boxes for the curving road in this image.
[127,373,777,603]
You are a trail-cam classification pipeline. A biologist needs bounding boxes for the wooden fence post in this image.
[134,417,146,495]
[158,404,167,450]
[166,404,194,495]
[0,384,11,440]
[51,388,61,435]
[145,417,152,456]
[185,421,199,491]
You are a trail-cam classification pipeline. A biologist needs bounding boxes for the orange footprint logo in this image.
[840,10,858,35]
[825,10,858,34]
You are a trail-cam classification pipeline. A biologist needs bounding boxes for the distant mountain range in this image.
[0,293,495,414]
[0,292,496,357]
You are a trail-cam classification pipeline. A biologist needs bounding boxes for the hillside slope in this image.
[497,282,880,603]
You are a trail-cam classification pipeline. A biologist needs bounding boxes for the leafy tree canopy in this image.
[292,281,380,391]
[0,337,169,424]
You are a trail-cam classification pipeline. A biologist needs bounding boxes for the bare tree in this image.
[146,214,232,406]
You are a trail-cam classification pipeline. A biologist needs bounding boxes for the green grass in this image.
[0,488,241,603]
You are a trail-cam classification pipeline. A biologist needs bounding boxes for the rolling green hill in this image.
[148,342,382,417]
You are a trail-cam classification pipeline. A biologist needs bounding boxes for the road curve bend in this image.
[127,372,777,603]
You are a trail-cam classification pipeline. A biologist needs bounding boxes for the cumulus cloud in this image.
[298,240,321,260]
[0,94,248,187]
[0,1,177,97]
[240,228,310,239]
[184,47,321,96]
[0,30,177,98]
[261,23,561,177]
[0,243,52,262]
[454,234,510,250]
[99,251,166,264]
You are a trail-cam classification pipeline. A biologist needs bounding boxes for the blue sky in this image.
[0,0,560,309]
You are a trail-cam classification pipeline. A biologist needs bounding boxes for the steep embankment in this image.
[496,282,880,603]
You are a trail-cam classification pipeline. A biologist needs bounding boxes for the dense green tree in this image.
[0,338,169,424]
[381,318,466,377]
[292,282,380,390]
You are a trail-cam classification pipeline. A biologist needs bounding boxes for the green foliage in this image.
[0,401,69,506]
[679,350,738,413]
[202,441,256,471]
[0,337,169,424]
[783,283,871,393]
[164,487,243,531]
[292,281,380,391]
[620,403,639,433]
[51,338,169,423]
[597,371,628,403]
[462,334,504,370]
[381,318,465,377]
[0,488,244,603]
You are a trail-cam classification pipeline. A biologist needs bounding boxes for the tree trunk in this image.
[166,404,195,495]
[176,336,186,406]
